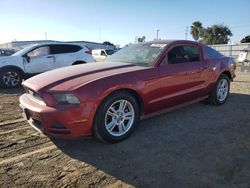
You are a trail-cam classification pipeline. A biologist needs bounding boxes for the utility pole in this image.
[156,29,160,40]
[45,32,47,40]
[185,26,188,40]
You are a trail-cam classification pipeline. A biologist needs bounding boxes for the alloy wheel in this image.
[105,99,135,137]
[216,78,229,102]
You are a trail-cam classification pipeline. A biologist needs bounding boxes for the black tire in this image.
[94,91,140,143]
[0,68,23,88]
[209,74,230,105]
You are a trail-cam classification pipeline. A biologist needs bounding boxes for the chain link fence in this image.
[210,43,250,59]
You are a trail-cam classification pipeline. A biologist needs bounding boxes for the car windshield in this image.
[11,44,38,56]
[105,43,166,66]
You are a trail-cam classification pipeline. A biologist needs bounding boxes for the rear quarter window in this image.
[205,46,224,58]
[50,44,82,54]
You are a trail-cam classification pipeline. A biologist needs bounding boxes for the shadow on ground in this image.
[52,93,250,187]
[0,87,24,94]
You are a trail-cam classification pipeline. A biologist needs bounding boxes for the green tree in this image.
[241,35,250,43]
[190,21,233,45]
[201,24,232,45]
[137,36,146,43]
[190,21,203,41]
[102,41,115,47]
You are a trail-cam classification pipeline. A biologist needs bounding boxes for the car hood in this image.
[0,56,19,64]
[23,62,149,92]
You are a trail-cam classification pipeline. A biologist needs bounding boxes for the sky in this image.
[0,0,250,47]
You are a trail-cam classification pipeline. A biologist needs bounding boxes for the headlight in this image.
[53,93,80,105]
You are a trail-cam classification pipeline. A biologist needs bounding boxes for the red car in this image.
[19,40,236,143]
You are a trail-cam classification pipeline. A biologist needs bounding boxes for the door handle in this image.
[46,55,53,58]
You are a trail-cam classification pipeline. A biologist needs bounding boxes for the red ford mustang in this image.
[19,40,236,143]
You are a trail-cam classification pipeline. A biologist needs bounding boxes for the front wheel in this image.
[94,92,140,143]
[209,74,230,105]
[0,68,23,88]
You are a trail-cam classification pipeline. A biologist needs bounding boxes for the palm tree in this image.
[190,21,203,41]
[201,24,232,45]
[138,36,146,43]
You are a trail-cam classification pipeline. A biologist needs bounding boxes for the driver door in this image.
[24,46,55,74]
[157,44,207,109]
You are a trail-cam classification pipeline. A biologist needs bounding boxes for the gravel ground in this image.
[0,69,250,188]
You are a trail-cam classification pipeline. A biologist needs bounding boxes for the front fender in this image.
[217,57,236,81]
[76,78,145,132]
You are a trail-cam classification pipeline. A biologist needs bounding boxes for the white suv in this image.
[92,49,115,62]
[0,43,94,88]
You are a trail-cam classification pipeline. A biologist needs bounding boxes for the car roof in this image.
[14,42,86,55]
[25,42,86,49]
[36,42,84,46]
[141,40,199,45]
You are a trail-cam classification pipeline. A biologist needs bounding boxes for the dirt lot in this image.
[0,69,250,188]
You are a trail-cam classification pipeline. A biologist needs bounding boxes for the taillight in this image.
[86,50,92,55]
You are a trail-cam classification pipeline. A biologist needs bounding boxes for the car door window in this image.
[183,46,200,62]
[70,45,82,52]
[167,45,200,64]
[101,51,106,56]
[205,46,223,58]
[27,46,50,57]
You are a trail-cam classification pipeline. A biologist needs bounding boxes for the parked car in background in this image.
[0,49,16,56]
[20,40,236,143]
[0,43,94,88]
[92,49,115,61]
[237,47,250,63]
[237,47,250,72]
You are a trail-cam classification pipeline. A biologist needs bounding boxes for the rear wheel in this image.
[94,92,140,143]
[0,68,23,88]
[209,74,230,105]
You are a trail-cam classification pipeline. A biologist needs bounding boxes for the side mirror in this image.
[23,54,30,63]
